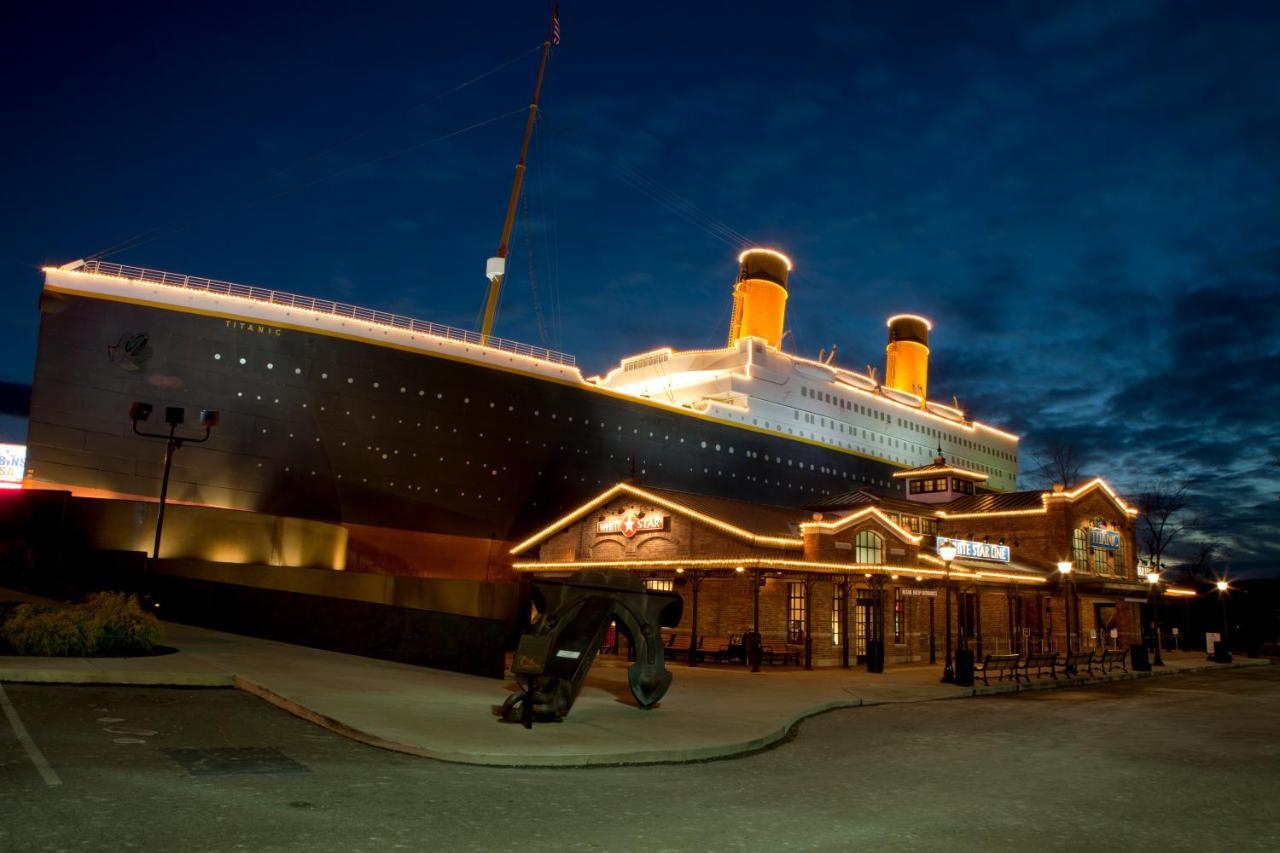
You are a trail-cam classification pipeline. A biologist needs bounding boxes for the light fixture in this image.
[164,406,185,426]
[1216,580,1228,592]
[129,401,153,422]
[676,568,684,574]
[735,566,745,574]
[938,542,957,563]
[1147,572,1160,585]
[1057,561,1072,575]
[199,409,220,427]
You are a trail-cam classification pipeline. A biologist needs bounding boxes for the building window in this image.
[1072,528,1088,573]
[788,582,806,643]
[645,579,674,592]
[831,582,845,646]
[855,530,883,564]
[1094,545,1110,575]
[951,478,974,495]
[894,588,905,643]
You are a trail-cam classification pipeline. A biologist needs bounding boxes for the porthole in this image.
[213,353,222,360]
[238,357,247,365]
[294,367,301,375]
[321,372,328,379]
[266,363,274,370]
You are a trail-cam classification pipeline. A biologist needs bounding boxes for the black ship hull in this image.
[29,289,905,547]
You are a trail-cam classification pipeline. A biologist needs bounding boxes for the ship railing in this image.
[75,260,576,367]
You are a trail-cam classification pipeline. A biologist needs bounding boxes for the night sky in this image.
[4,2,1277,573]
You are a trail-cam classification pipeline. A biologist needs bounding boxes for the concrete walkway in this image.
[0,591,1269,766]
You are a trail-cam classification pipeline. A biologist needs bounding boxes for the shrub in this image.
[82,592,161,655]
[1,593,161,657]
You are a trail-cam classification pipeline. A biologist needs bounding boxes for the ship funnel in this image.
[885,314,931,403]
[728,248,791,349]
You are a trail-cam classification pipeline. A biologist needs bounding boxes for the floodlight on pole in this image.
[131,402,219,571]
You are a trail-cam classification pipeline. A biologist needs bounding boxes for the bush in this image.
[2,593,161,657]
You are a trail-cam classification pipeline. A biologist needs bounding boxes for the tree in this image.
[1174,540,1221,586]
[1135,480,1198,577]
[1029,441,1085,489]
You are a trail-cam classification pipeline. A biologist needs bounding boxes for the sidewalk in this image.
[0,592,1269,766]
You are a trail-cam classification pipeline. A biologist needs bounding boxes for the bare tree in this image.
[1135,480,1198,577]
[1029,441,1085,488]
[1174,540,1220,585]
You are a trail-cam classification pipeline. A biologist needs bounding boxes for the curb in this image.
[0,667,233,688]
[1,657,1269,767]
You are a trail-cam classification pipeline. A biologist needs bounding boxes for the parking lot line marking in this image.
[0,684,62,787]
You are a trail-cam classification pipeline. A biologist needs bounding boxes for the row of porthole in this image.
[212,352,975,481]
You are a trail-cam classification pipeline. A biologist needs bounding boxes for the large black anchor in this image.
[500,569,683,727]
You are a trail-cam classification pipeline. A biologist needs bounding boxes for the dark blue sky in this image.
[4,2,1278,572]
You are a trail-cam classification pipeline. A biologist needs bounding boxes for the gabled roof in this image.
[799,505,924,545]
[509,482,805,555]
[937,477,1139,518]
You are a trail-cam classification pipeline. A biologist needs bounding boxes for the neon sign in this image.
[597,514,667,538]
[936,536,1009,563]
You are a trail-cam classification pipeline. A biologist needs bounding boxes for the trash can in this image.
[866,639,885,673]
[954,648,975,686]
[1213,640,1233,663]
[1130,643,1151,672]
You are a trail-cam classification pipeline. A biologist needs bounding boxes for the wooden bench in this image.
[664,634,703,661]
[1020,652,1059,680]
[1098,648,1128,673]
[762,642,802,665]
[974,653,1021,686]
[1064,650,1095,676]
[711,634,746,665]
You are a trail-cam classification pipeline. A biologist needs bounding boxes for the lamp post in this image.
[1057,562,1074,657]
[1215,580,1232,663]
[939,541,957,684]
[1147,571,1165,667]
[131,402,218,570]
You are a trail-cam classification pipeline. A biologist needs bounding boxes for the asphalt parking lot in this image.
[2,665,1277,852]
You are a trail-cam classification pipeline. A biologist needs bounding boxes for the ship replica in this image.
[25,18,1018,579]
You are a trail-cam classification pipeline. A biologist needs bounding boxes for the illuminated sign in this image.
[1089,526,1121,551]
[0,443,26,487]
[597,514,667,538]
[936,536,1010,563]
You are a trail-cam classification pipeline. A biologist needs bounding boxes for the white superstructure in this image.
[594,336,1020,490]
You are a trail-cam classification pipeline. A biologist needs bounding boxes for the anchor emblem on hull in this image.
[107,332,153,372]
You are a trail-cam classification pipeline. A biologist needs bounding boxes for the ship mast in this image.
[480,7,558,344]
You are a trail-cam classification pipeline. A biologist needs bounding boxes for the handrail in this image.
[73,260,576,367]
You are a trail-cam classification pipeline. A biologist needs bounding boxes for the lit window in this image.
[832,582,845,646]
[855,530,883,564]
[645,579,674,592]
[788,583,806,643]
[894,588,905,643]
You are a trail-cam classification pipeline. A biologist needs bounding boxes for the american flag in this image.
[552,6,560,45]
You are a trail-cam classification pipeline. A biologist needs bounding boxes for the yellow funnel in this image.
[885,314,931,402]
[728,248,791,348]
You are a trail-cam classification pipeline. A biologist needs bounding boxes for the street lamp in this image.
[1147,570,1165,667]
[1214,579,1232,663]
[939,541,957,684]
[131,402,218,569]
[1057,562,1073,660]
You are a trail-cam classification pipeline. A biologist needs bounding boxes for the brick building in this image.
[511,455,1194,671]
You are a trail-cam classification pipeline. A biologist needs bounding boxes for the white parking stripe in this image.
[0,684,62,787]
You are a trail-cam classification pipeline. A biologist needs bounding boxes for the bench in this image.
[711,634,746,665]
[762,642,802,666]
[1064,650,1095,677]
[974,653,1021,686]
[1098,648,1127,673]
[1020,652,1059,680]
[664,634,703,661]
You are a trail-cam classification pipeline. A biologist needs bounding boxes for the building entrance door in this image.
[1094,603,1117,649]
[853,592,876,662]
